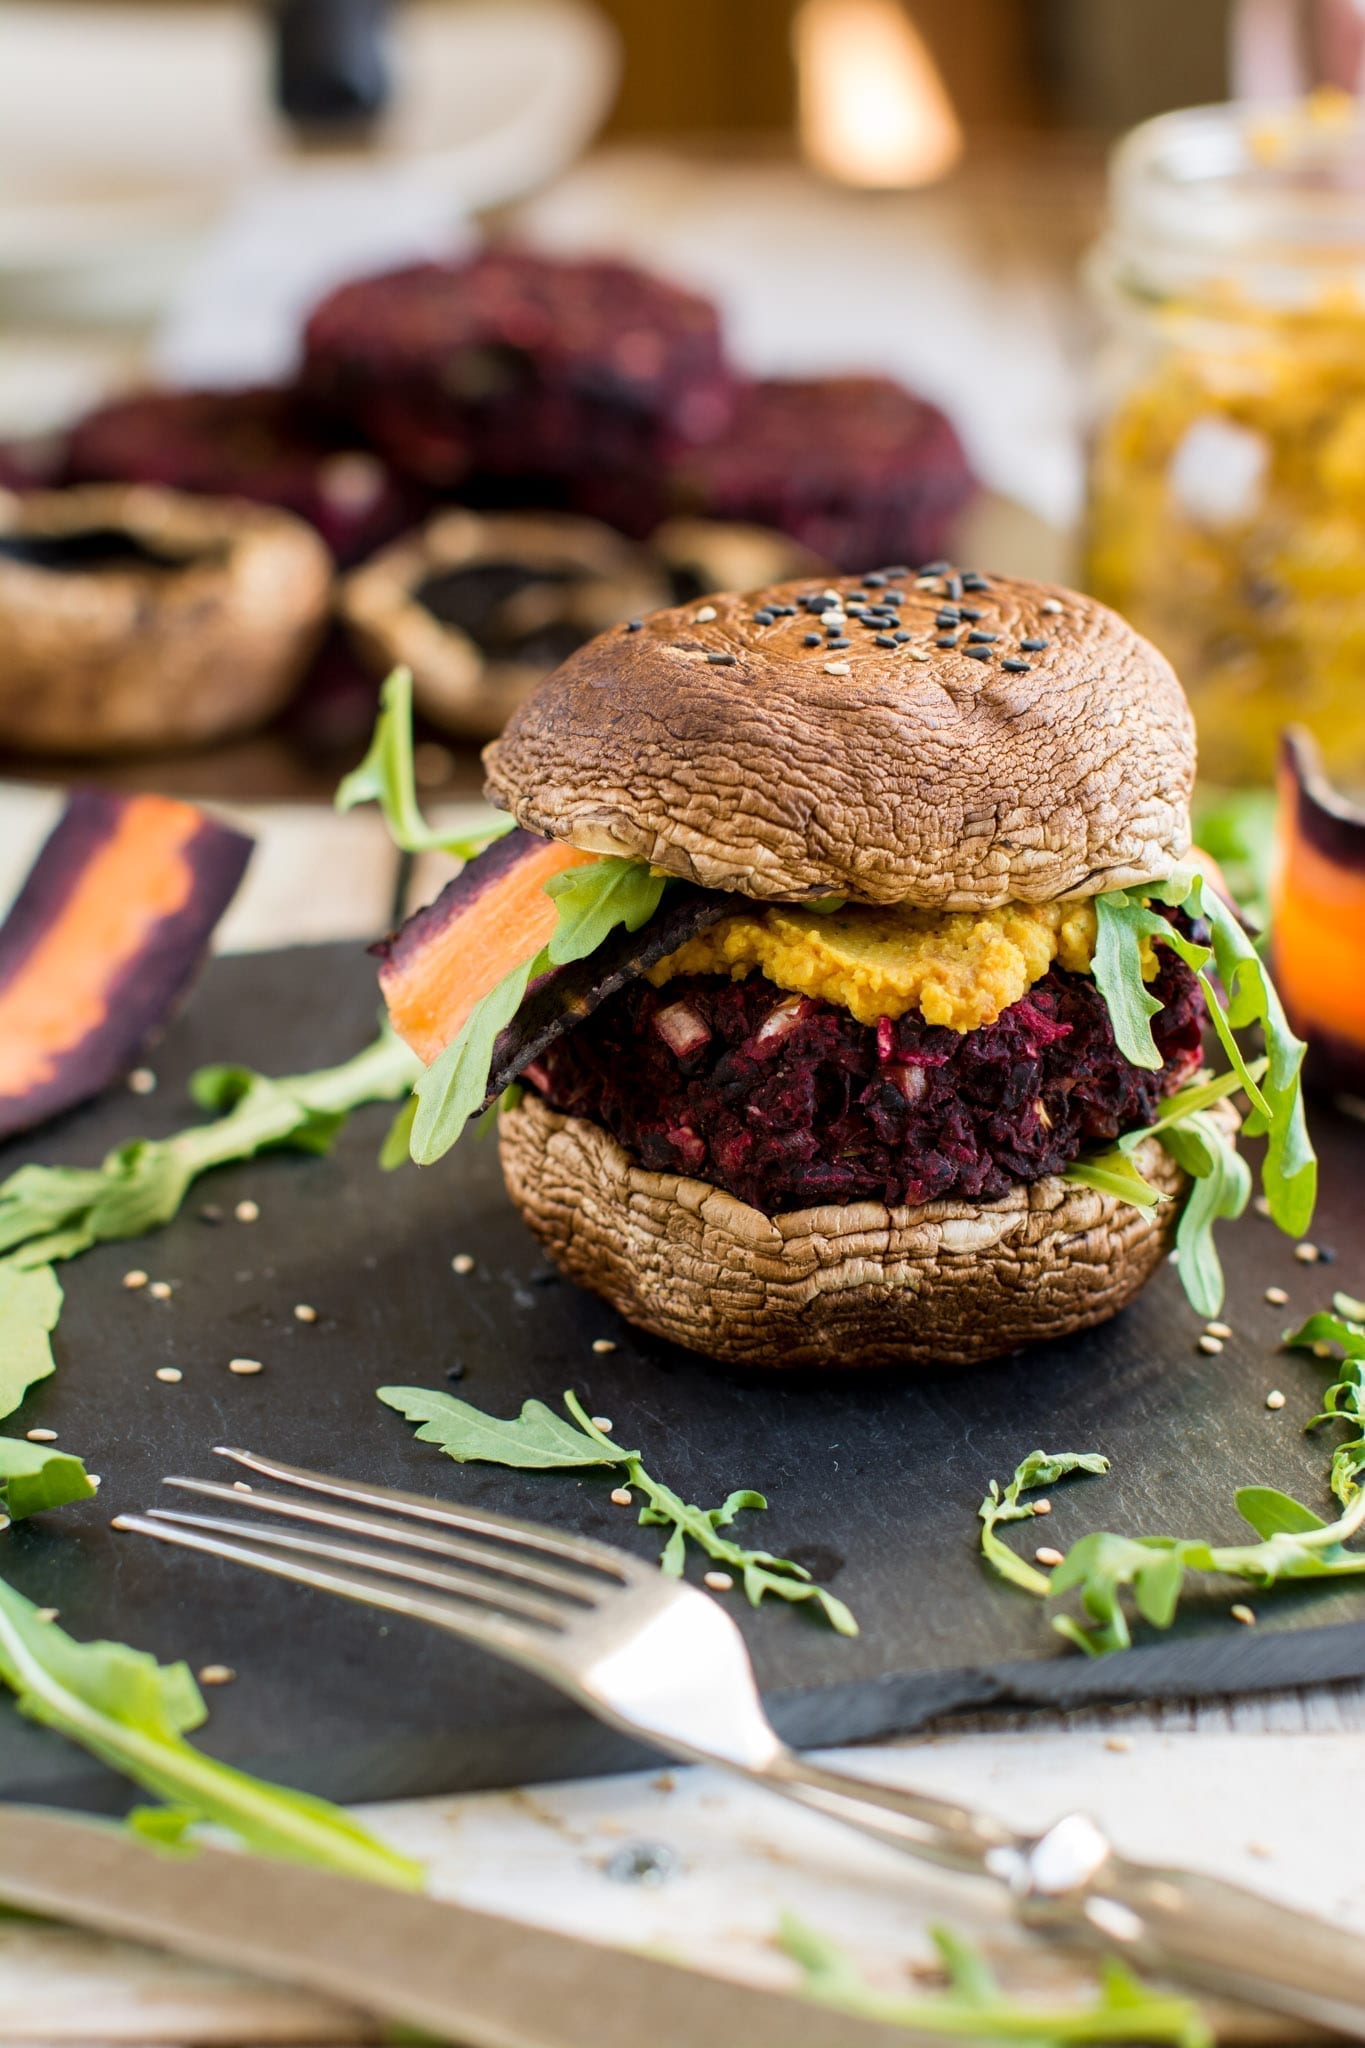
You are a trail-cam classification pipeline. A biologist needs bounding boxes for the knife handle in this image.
[1018,1816,1365,2042]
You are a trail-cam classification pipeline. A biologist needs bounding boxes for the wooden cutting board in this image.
[2,941,1363,1813]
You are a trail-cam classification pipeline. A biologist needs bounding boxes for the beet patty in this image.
[529,955,1206,1214]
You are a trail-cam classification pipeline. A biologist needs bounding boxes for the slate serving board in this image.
[3,942,1364,1816]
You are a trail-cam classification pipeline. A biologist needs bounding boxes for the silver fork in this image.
[117,1447,1365,2041]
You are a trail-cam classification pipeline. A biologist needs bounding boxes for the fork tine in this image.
[139,1508,575,1627]
[211,1447,640,1579]
[162,1477,603,1605]
[111,1512,561,1662]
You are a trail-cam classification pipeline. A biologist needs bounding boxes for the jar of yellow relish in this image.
[1084,97,1365,787]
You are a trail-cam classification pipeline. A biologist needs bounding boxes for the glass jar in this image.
[1084,96,1365,788]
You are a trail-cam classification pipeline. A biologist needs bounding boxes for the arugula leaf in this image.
[978,1451,1111,1596]
[0,1576,421,1886]
[0,1263,61,1419]
[778,1913,1209,2045]
[335,666,513,861]
[1191,786,1277,937]
[379,1385,857,1634]
[0,1029,420,1275]
[1283,1305,1365,1505]
[1062,1066,1258,1214]
[0,1438,96,1520]
[407,857,669,1165]
[1092,891,1168,1071]
[1159,1111,1251,1320]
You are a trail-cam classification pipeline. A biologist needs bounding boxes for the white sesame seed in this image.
[228,1357,263,1376]
[1295,1242,1321,1264]
[198,1664,236,1686]
[1264,1286,1290,1306]
[692,605,717,623]
[703,1571,735,1592]
[907,647,932,661]
[233,1480,253,1493]
[148,1280,172,1301]
[592,1338,617,1355]
[1198,1335,1224,1355]
[123,1269,148,1290]
[1168,1248,1180,1263]
[819,609,845,627]
[1034,1545,1064,1567]
[234,1199,260,1223]
[609,1487,633,1507]
[26,1428,57,1443]
[824,660,850,675]
[1247,1841,1273,1859]
[1041,598,1064,615]
[1205,1320,1233,1340]
[0,1516,10,1533]
[1231,1603,1256,1625]
[591,1416,614,1432]
[1254,1194,1273,1218]
[35,1608,57,1623]
[1104,1736,1131,1752]
[155,1367,183,1384]
[451,1253,476,1275]
[293,1303,318,1323]
[1033,1498,1052,1515]
[1266,1389,1286,1410]
[127,1067,157,1095]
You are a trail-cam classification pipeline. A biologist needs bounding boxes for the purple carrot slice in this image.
[0,789,252,1140]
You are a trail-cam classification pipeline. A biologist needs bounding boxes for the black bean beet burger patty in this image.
[528,953,1206,1215]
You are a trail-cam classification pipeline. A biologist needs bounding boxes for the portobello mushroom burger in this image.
[365,567,1316,1370]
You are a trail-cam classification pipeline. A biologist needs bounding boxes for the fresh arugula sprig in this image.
[0,1439,96,1521]
[0,1028,420,1274]
[779,1914,1209,2045]
[978,1451,1110,1595]
[1091,865,1315,1233]
[0,1262,62,1412]
[335,666,514,861]
[1284,1296,1365,1507]
[378,1385,857,1634]
[408,859,668,1164]
[0,1577,420,1886]
[980,1447,1365,1657]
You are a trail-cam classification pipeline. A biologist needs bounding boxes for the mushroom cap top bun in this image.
[482,570,1197,909]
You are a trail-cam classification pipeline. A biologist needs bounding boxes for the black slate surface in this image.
[2,941,1364,1815]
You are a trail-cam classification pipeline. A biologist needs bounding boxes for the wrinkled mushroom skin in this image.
[483,573,1195,910]
[500,1093,1193,1371]
[0,484,331,755]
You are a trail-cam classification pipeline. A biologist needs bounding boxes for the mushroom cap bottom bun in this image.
[500,1092,1194,1371]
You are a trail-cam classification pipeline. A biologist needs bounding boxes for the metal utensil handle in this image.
[759,1750,1024,1878]
[1024,1839,1365,2042]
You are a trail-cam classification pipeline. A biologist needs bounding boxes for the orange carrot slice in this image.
[0,790,252,1139]
[1273,728,1365,1089]
[377,830,596,1064]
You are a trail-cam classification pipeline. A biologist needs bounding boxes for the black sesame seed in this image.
[1002,658,1031,673]
[962,573,991,592]
[918,560,950,575]
[945,575,964,600]
[1021,636,1049,651]
[935,609,960,627]
[882,588,906,601]
[827,637,850,649]
[864,573,886,587]
[753,609,774,624]
[446,1361,467,1382]
[626,619,643,631]
[935,635,959,649]
[964,645,992,661]
[706,652,737,666]
[893,631,911,643]
[967,631,998,644]
[958,606,982,621]
[875,634,896,647]
[803,632,822,646]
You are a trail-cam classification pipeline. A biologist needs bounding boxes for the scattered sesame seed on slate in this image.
[875,634,896,647]
[967,631,997,643]
[964,645,992,661]
[235,1199,260,1223]
[804,632,821,646]
[1021,636,1049,651]
[936,635,958,648]
[893,631,911,643]
[1265,1285,1289,1305]
[123,1269,148,1291]
[704,1571,735,1592]
[447,1362,467,1381]
[706,652,736,665]
[626,619,643,632]
[1266,1389,1287,1410]
[1002,659,1031,673]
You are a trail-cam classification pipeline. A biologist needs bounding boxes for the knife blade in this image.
[0,1805,911,2048]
